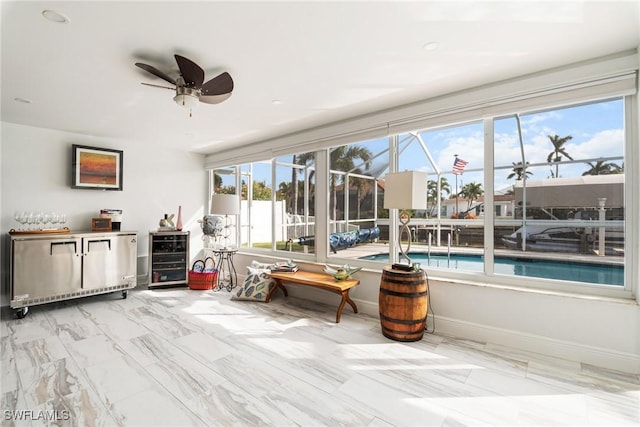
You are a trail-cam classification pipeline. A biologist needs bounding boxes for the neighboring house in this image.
[440,194,514,219]
[514,174,624,214]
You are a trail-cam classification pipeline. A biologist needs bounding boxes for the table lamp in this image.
[210,194,240,248]
[383,171,428,265]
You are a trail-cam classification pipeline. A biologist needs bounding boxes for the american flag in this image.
[452,157,468,175]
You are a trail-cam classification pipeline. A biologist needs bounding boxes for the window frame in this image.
[207,62,638,300]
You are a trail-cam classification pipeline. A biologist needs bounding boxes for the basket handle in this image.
[191,259,205,270]
[204,257,216,271]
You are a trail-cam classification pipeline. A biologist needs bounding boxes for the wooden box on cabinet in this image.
[148,231,189,288]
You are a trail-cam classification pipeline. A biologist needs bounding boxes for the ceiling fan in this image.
[135,54,234,114]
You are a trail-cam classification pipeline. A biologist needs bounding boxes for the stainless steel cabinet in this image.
[12,237,82,300]
[10,231,137,318]
[83,235,137,289]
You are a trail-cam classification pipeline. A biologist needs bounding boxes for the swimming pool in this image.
[359,252,624,286]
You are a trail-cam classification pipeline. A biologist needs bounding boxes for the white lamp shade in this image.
[383,171,428,210]
[210,194,240,215]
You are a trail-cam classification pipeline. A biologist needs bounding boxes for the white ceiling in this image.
[2,1,639,154]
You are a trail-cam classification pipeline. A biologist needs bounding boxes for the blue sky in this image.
[221,97,624,193]
[394,97,624,191]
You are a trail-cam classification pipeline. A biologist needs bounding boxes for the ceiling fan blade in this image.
[200,93,232,105]
[174,54,204,88]
[201,72,234,96]
[135,62,176,84]
[141,82,175,91]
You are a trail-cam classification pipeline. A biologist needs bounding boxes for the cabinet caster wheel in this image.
[122,290,128,299]
[16,307,29,319]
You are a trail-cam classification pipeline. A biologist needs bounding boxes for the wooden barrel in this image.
[379,267,428,342]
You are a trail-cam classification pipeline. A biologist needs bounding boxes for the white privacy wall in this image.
[1,122,209,301]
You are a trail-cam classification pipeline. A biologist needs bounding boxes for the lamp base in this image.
[398,209,412,264]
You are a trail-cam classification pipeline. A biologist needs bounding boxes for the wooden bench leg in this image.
[335,290,358,323]
[265,279,288,303]
[278,282,289,297]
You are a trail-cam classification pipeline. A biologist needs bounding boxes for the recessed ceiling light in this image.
[14,97,32,104]
[272,99,283,105]
[422,41,439,51]
[42,10,70,24]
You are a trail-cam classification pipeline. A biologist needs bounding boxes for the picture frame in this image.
[72,144,123,190]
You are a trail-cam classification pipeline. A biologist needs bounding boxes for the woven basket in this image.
[188,257,218,290]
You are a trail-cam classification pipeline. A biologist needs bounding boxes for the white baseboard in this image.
[250,282,640,374]
[431,315,640,374]
[351,295,639,374]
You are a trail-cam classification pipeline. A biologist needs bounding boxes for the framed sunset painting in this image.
[72,145,123,190]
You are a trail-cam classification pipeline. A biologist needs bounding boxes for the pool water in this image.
[359,253,624,286]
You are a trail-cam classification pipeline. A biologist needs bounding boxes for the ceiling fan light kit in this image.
[174,87,199,109]
[136,54,233,117]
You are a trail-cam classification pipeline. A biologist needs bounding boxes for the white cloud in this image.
[566,129,623,159]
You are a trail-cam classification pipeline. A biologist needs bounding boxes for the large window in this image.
[210,167,240,249]
[240,161,273,249]
[208,90,634,297]
[275,154,316,254]
[327,140,383,258]
[493,99,625,287]
[406,123,485,274]
[233,153,316,253]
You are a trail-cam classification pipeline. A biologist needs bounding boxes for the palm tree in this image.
[507,161,533,181]
[427,177,451,217]
[459,182,484,211]
[546,134,573,178]
[582,160,623,176]
[329,146,373,226]
[213,173,223,191]
[350,176,375,220]
[253,181,272,200]
[278,181,292,206]
[290,153,315,215]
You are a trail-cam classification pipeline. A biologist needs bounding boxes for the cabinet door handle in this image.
[87,239,111,252]
[50,241,77,255]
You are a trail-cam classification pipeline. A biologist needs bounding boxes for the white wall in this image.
[233,252,640,374]
[239,200,286,244]
[1,122,209,302]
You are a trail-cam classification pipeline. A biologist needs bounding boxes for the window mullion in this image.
[388,135,399,265]
[316,149,330,262]
[484,118,494,275]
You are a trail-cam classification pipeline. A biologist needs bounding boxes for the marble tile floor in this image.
[1,287,638,427]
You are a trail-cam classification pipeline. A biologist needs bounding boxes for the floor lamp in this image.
[210,194,240,249]
[384,171,428,266]
[380,171,430,342]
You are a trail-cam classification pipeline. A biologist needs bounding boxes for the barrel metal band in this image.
[382,276,424,285]
[379,288,428,298]
[382,326,424,335]
[382,335,422,342]
[379,312,427,325]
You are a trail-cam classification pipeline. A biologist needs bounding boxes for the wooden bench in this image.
[265,270,359,323]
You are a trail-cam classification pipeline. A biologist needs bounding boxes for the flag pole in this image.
[454,154,459,218]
